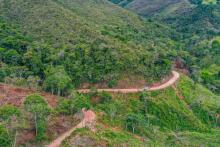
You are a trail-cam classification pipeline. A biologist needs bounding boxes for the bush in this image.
[108,79,117,88]
[0,105,20,121]
[56,99,76,115]
[0,125,11,147]
[56,94,91,115]
[99,92,112,104]
[72,94,91,112]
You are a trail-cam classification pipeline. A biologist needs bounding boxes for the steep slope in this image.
[61,75,220,147]
[109,0,220,93]
[0,0,179,94]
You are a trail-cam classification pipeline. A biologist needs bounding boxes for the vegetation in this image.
[0,124,11,147]
[0,0,219,146]
[24,94,51,141]
[56,93,91,115]
[61,75,220,146]
[111,0,220,93]
[0,105,20,147]
[0,0,180,96]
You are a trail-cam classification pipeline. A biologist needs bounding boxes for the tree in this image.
[105,103,117,122]
[56,98,76,115]
[56,93,91,115]
[24,94,50,141]
[3,50,21,65]
[0,105,21,147]
[125,113,146,134]
[44,66,72,96]
[27,76,40,90]
[72,94,91,112]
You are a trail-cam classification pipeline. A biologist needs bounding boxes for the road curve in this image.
[77,71,180,94]
[47,71,180,147]
[47,109,96,147]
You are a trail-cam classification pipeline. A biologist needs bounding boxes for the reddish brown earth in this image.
[0,83,58,107]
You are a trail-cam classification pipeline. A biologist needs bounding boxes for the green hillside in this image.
[0,0,180,95]
[0,0,219,146]
[109,0,220,93]
[61,75,220,146]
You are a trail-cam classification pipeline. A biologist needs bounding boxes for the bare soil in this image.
[0,83,58,107]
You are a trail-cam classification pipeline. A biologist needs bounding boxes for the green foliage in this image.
[56,99,76,115]
[24,94,51,141]
[62,128,145,147]
[44,66,72,96]
[24,94,50,117]
[73,78,220,146]
[0,124,11,147]
[125,113,147,134]
[177,75,220,127]
[107,79,117,88]
[56,93,91,115]
[0,0,179,89]
[99,92,112,104]
[72,94,91,112]
[0,105,20,121]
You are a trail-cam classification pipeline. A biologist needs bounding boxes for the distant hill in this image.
[125,0,193,17]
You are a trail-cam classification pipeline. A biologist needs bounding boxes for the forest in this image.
[0,0,219,146]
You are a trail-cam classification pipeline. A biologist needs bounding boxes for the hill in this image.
[0,75,219,146]
[109,0,220,93]
[125,0,193,17]
[62,75,220,147]
[0,0,180,95]
[0,0,219,146]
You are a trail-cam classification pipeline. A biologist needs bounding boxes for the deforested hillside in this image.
[0,0,180,95]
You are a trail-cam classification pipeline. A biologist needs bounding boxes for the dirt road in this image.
[77,71,180,93]
[47,109,96,147]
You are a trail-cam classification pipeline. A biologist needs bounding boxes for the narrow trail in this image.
[47,109,96,147]
[77,71,180,93]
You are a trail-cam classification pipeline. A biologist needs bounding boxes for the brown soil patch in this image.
[0,83,58,107]
[17,130,36,145]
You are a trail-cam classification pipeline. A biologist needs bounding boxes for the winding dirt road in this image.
[47,71,180,147]
[77,71,180,93]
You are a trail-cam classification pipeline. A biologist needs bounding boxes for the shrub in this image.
[0,124,11,147]
[99,92,112,104]
[56,94,91,115]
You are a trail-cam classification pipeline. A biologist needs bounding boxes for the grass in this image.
[74,75,220,146]
[62,127,145,147]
